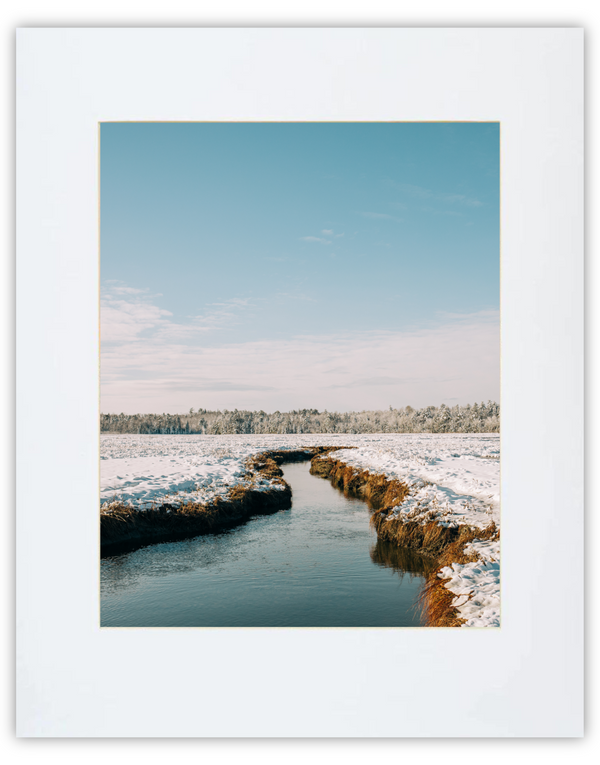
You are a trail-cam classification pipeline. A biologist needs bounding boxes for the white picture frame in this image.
[16,27,583,737]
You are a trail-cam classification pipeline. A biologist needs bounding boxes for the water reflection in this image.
[101,529,240,593]
[370,538,439,578]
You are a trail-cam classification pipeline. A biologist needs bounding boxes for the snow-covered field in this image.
[101,433,352,511]
[100,433,500,627]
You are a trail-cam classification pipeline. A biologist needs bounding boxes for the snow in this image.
[101,452,249,510]
[100,433,500,627]
[438,538,501,627]
[101,433,352,511]
[324,434,499,530]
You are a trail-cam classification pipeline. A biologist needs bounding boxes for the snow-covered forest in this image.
[100,402,500,435]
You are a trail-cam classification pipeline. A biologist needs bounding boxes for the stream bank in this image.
[100,446,348,555]
[309,451,499,627]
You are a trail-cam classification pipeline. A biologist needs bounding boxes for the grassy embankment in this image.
[100,446,347,556]
[309,452,499,627]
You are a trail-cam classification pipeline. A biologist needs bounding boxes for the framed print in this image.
[16,28,583,737]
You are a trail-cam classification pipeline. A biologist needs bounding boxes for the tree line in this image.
[100,402,500,435]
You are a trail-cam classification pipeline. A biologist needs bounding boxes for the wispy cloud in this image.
[191,297,255,332]
[357,211,402,222]
[101,283,173,344]
[321,229,333,235]
[102,286,499,413]
[299,235,332,244]
[101,283,254,345]
[103,281,149,296]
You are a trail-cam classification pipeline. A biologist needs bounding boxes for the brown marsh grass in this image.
[310,452,499,627]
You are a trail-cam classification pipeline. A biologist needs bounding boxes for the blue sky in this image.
[101,122,499,413]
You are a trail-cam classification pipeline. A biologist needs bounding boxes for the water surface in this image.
[101,461,433,627]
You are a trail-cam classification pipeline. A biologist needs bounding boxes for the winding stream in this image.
[101,460,434,627]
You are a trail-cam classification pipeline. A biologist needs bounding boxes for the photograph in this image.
[99,121,500,629]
